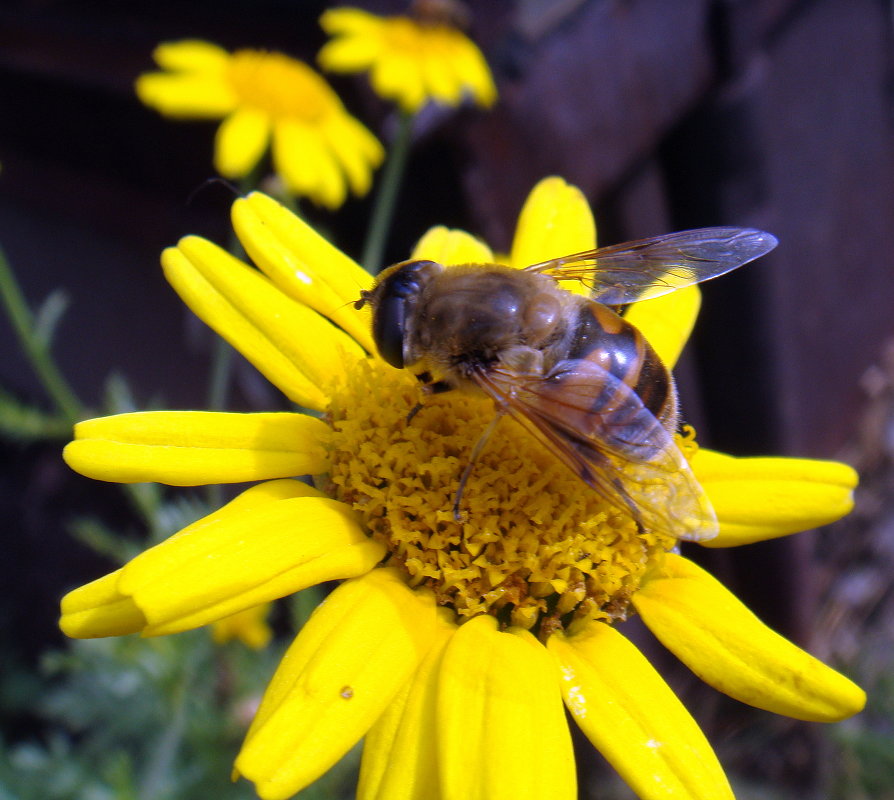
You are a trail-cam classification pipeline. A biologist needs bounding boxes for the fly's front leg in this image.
[406,371,453,423]
[453,411,505,521]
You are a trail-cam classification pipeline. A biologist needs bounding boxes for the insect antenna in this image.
[453,411,505,521]
[187,176,241,206]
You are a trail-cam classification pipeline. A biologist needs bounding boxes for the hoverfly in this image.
[356,227,777,540]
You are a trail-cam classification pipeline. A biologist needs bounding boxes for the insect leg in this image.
[406,402,424,424]
[610,475,646,534]
[575,437,648,534]
[453,411,505,521]
[406,375,453,424]
[415,373,452,395]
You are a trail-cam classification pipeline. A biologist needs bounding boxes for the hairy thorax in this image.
[406,265,572,382]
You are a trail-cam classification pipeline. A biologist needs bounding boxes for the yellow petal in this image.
[164,236,365,408]
[214,107,271,178]
[318,34,381,73]
[509,176,595,296]
[373,52,427,113]
[624,285,701,369]
[235,568,438,800]
[319,11,496,112]
[60,480,329,639]
[319,8,383,39]
[175,234,366,388]
[438,616,576,800]
[411,225,493,266]
[358,610,456,800]
[419,45,463,107]
[215,476,328,507]
[452,36,497,108]
[162,245,324,408]
[120,495,384,636]
[60,570,146,639]
[134,73,237,118]
[231,192,374,352]
[320,112,384,198]
[548,620,732,800]
[634,553,866,722]
[63,411,329,485]
[152,39,231,73]
[692,449,858,547]
[272,118,347,209]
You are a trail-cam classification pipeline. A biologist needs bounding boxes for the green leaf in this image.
[0,386,71,441]
[32,289,70,349]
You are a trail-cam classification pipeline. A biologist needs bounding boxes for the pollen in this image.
[326,358,683,634]
[227,50,333,121]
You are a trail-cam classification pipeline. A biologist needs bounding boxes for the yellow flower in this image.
[318,6,497,113]
[135,40,384,209]
[60,177,864,800]
[212,603,274,650]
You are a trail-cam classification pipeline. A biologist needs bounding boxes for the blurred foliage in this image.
[0,562,353,800]
[824,638,894,799]
[1,633,268,800]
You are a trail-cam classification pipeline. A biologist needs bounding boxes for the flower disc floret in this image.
[227,50,332,121]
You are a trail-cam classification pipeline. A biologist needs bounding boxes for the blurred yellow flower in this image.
[135,40,383,209]
[318,6,497,113]
[60,178,863,800]
[212,602,273,649]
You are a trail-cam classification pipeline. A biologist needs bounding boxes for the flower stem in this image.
[362,111,414,274]
[0,243,82,423]
[206,338,234,411]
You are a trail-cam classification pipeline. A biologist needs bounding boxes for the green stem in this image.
[362,111,415,273]
[206,337,234,411]
[125,482,163,530]
[0,243,82,423]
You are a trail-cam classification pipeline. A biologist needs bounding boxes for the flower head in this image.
[318,4,497,113]
[135,40,383,208]
[61,177,864,800]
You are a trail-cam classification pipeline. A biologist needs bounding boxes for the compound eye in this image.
[373,293,407,368]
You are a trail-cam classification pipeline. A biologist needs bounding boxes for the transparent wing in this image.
[473,360,718,542]
[523,227,777,305]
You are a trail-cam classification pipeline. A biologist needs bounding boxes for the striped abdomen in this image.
[533,299,678,466]
[566,300,676,428]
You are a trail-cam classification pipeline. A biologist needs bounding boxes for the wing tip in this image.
[738,228,779,260]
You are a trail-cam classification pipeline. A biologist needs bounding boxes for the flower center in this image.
[383,18,458,56]
[326,358,688,636]
[227,50,334,121]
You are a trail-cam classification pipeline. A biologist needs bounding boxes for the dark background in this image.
[1,1,892,797]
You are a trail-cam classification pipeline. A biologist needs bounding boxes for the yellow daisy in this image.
[60,177,864,800]
[318,5,497,114]
[212,603,274,650]
[135,40,384,209]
